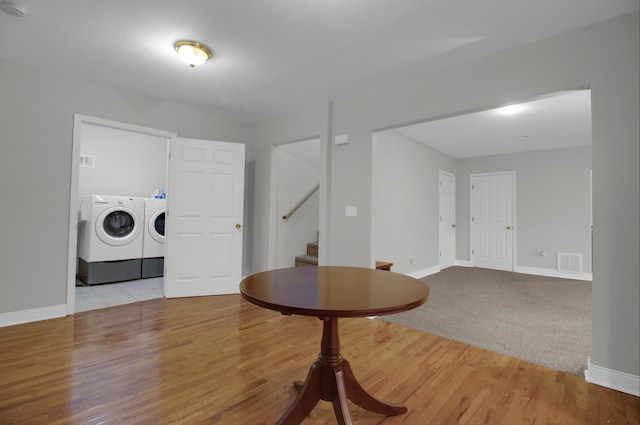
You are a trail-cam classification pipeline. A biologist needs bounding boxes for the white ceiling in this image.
[0,1,637,123]
[394,90,593,159]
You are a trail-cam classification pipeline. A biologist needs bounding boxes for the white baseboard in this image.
[443,262,592,281]
[407,265,440,279]
[0,304,67,328]
[585,357,640,396]
[516,266,592,281]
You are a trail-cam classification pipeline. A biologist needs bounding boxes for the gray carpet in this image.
[379,267,592,376]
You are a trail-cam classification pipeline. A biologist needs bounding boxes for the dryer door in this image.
[96,207,142,246]
[149,209,165,244]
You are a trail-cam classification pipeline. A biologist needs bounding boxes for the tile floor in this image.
[75,277,164,313]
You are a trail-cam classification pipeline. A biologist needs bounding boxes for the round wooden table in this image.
[240,266,430,425]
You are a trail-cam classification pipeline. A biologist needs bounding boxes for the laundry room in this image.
[75,121,169,310]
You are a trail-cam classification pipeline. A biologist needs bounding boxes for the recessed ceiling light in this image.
[174,41,212,68]
[0,1,26,18]
[494,104,524,115]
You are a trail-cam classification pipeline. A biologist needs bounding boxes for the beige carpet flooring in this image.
[379,267,592,376]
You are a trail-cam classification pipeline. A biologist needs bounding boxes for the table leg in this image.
[342,359,407,415]
[275,363,322,425]
[275,318,406,425]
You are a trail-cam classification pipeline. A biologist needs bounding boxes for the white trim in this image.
[0,305,67,328]
[516,266,592,281]
[371,132,378,270]
[267,144,278,269]
[585,357,640,397]
[407,265,440,279]
[445,262,591,280]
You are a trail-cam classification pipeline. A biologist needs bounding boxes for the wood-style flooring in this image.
[0,295,637,424]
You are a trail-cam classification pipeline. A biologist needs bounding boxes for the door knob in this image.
[451,224,456,228]
[506,226,511,230]
[236,223,242,229]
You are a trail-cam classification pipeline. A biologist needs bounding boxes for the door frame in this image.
[67,114,176,314]
[469,171,517,271]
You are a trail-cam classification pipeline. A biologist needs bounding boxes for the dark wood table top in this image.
[240,266,430,318]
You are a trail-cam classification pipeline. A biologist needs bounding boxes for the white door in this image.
[439,171,456,269]
[165,138,245,297]
[471,172,514,271]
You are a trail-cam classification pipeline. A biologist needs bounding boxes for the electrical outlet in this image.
[409,255,413,264]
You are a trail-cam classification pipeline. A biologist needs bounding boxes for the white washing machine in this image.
[142,198,166,278]
[77,195,145,284]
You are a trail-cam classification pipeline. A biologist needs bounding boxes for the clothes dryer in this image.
[77,195,145,284]
[142,198,166,278]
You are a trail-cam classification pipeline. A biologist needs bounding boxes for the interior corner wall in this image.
[329,12,638,378]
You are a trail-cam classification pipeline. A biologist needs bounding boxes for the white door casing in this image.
[439,171,456,269]
[165,138,245,297]
[471,172,515,271]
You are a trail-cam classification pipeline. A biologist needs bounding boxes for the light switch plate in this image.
[345,206,357,217]
[335,134,350,146]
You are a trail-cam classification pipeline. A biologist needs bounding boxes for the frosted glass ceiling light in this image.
[0,1,26,17]
[175,41,212,68]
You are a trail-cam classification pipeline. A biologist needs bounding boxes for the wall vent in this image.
[80,154,95,168]
[557,252,582,274]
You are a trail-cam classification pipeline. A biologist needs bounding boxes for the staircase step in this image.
[306,241,318,257]
[295,255,318,267]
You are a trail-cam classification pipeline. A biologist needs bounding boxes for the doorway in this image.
[269,138,321,269]
[67,115,175,314]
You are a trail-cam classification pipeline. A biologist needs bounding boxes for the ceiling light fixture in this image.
[174,41,212,68]
[0,1,26,18]
[495,104,524,115]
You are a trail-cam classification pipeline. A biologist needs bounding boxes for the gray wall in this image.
[372,130,456,274]
[0,13,637,382]
[79,123,168,200]
[456,146,592,272]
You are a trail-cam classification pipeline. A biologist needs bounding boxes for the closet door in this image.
[471,172,514,271]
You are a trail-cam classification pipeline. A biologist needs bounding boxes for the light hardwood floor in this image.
[0,295,637,424]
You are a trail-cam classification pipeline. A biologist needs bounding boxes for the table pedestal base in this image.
[276,318,407,425]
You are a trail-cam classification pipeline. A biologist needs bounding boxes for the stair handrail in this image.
[282,184,319,220]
